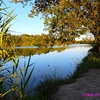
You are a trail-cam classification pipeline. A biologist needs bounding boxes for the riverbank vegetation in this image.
[2,33,93,48]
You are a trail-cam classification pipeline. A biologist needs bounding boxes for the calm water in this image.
[2,44,92,94]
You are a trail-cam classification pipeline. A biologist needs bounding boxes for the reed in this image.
[0,55,35,100]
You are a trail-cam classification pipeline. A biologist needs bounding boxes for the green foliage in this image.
[34,65,65,100]
[34,0,100,42]
[0,0,17,48]
[3,34,15,47]
[72,53,100,80]
[3,32,91,48]
[0,0,17,63]
[0,55,35,100]
[13,0,100,44]
[2,33,67,47]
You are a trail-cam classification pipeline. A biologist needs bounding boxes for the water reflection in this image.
[3,44,92,95]
[15,46,66,56]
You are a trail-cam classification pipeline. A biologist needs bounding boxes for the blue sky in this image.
[3,0,48,35]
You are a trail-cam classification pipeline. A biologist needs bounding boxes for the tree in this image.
[12,0,100,48]
[3,34,15,47]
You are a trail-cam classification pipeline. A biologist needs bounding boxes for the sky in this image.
[3,0,48,35]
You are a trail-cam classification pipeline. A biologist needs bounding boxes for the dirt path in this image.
[51,69,100,100]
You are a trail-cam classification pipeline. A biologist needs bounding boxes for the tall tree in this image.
[12,0,100,44]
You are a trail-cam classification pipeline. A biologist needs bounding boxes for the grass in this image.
[0,47,100,100]
[0,54,35,100]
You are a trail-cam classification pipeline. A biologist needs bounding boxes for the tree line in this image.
[2,33,92,48]
[2,33,67,48]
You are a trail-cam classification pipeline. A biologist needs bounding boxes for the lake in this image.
[2,44,92,95]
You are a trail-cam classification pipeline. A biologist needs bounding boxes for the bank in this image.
[32,47,100,100]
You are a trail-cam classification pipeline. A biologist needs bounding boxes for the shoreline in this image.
[51,68,100,100]
[33,51,100,100]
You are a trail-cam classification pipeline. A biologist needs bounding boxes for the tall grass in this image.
[0,55,35,100]
[34,65,66,100]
